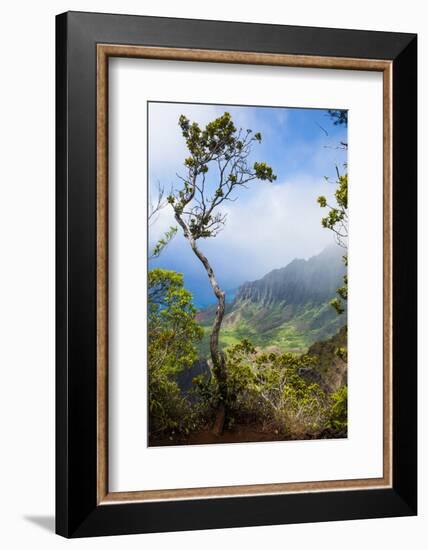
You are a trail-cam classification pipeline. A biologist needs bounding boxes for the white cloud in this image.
[148,102,269,198]
[149,174,338,287]
[148,102,219,174]
[200,176,337,283]
[148,103,338,286]
[148,198,176,243]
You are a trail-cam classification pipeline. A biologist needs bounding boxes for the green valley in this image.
[196,245,347,356]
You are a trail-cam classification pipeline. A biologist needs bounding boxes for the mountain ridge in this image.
[197,245,347,354]
[234,245,345,307]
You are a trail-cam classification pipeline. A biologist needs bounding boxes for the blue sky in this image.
[148,102,347,308]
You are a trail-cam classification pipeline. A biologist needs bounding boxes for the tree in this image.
[149,181,168,225]
[168,112,276,434]
[148,269,203,436]
[327,109,348,127]
[149,182,177,260]
[317,110,348,315]
[223,340,331,437]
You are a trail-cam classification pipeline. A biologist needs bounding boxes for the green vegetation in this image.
[317,111,348,315]
[147,111,348,446]
[198,300,344,356]
[148,269,203,435]
[218,340,344,438]
[166,111,276,435]
[327,385,348,435]
[150,226,178,260]
[148,268,348,444]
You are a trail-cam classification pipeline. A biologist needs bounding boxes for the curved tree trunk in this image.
[174,212,228,434]
[188,239,227,435]
[209,288,227,436]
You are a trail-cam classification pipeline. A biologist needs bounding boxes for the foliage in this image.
[168,112,276,241]
[327,385,348,436]
[148,181,178,260]
[226,341,329,436]
[149,181,168,224]
[335,346,348,362]
[148,268,203,435]
[327,109,348,126]
[147,110,349,443]
[317,172,348,249]
[165,112,276,432]
[317,109,349,316]
[192,339,347,438]
[197,300,346,356]
[150,226,178,259]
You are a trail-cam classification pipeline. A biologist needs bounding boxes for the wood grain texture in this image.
[97,46,109,504]
[99,44,391,71]
[383,63,393,487]
[96,43,393,503]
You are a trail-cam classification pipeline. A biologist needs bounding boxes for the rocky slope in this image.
[197,245,347,354]
[236,245,345,306]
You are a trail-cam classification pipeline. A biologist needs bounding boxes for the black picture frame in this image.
[56,11,417,538]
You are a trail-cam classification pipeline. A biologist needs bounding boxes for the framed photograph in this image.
[56,11,417,537]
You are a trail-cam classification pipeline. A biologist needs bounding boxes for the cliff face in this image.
[197,246,347,355]
[307,325,348,392]
[235,245,346,307]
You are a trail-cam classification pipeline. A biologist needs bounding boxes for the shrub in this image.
[222,340,333,438]
[148,269,203,436]
[327,385,348,436]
